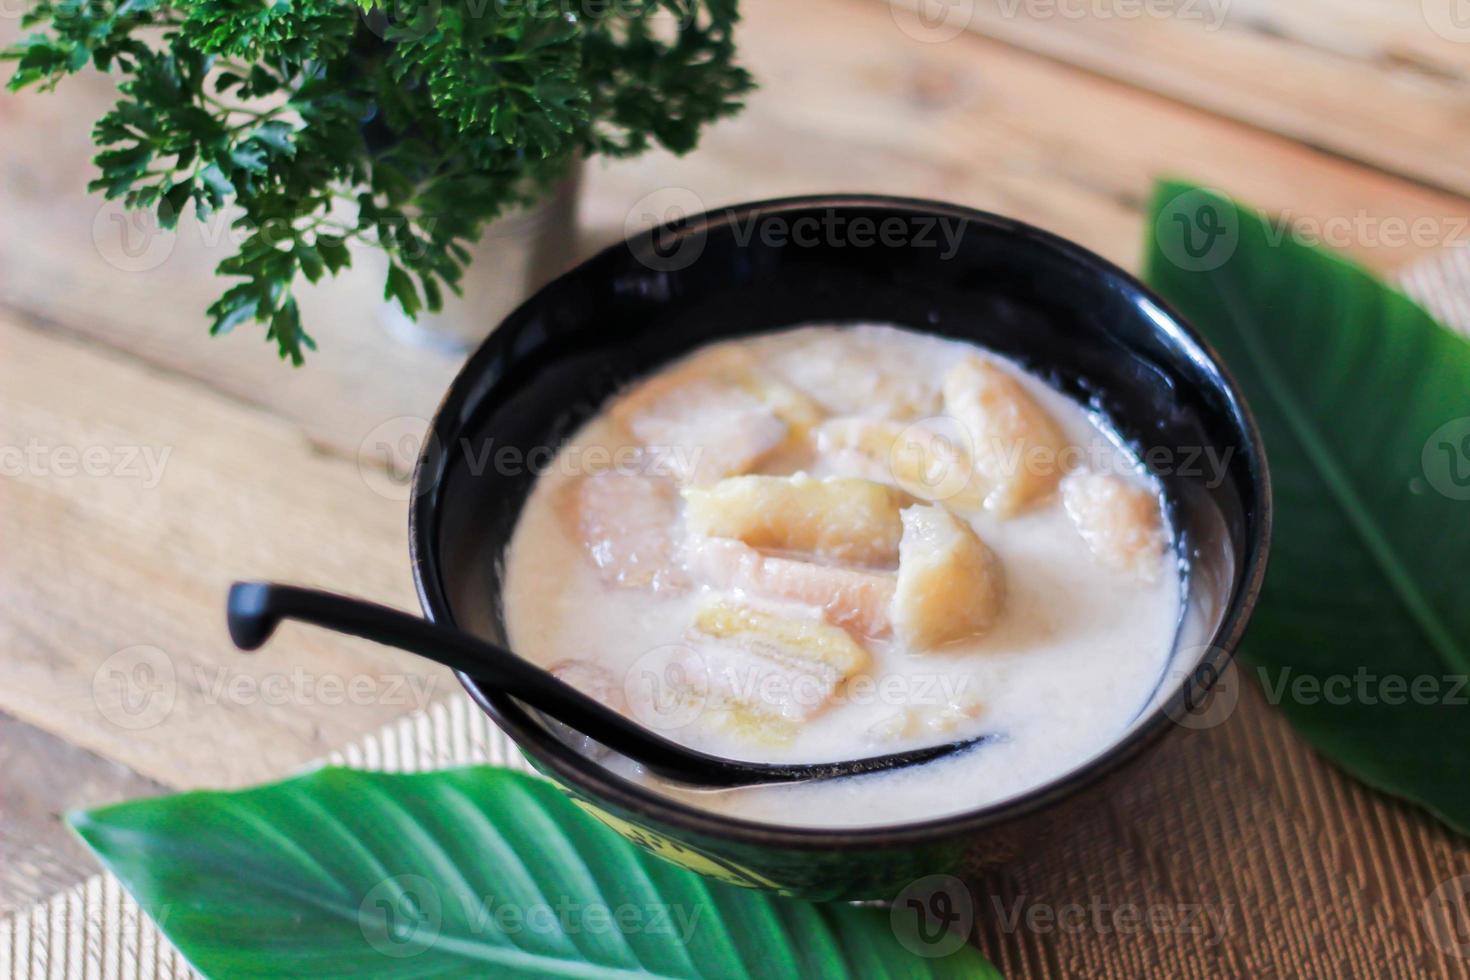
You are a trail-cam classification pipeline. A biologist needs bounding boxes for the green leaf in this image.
[268,295,308,366]
[420,271,444,313]
[8,0,754,362]
[295,241,326,283]
[69,766,996,978]
[247,119,297,157]
[318,234,352,274]
[197,163,234,206]
[229,142,269,174]
[206,282,260,336]
[160,181,193,228]
[1144,181,1470,834]
[116,0,163,16]
[385,263,421,319]
[96,143,155,175]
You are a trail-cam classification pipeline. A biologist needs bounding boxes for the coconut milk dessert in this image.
[502,325,1180,828]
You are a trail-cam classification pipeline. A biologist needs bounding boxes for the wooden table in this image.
[3,0,1469,974]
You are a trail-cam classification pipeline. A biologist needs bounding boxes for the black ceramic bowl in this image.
[409,195,1270,902]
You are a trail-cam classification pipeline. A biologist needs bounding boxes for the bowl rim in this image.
[410,193,1272,849]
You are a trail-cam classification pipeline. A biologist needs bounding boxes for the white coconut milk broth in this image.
[502,325,1181,828]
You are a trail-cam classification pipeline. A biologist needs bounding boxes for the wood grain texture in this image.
[3,0,1470,466]
[2,0,1470,973]
[0,311,454,791]
[0,14,463,464]
[890,0,1470,197]
[585,0,1470,274]
[0,712,165,917]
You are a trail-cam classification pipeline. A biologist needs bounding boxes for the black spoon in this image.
[227,582,987,788]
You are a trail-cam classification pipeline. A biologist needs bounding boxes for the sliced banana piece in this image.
[688,536,896,638]
[614,378,787,486]
[867,689,984,743]
[689,600,873,723]
[683,474,908,566]
[942,356,1069,516]
[549,659,628,713]
[610,345,822,484]
[694,601,872,677]
[711,704,800,747]
[547,660,628,757]
[727,355,826,446]
[680,640,836,727]
[816,416,985,510]
[1060,469,1167,584]
[763,328,943,420]
[559,472,689,593]
[892,504,1005,650]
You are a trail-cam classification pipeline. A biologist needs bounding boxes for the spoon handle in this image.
[226,581,988,788]
[230,582,517,679]
[226,582,690,771]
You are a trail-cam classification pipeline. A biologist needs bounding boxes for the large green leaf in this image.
[70,766,998,978]
[1144,181,1470,834]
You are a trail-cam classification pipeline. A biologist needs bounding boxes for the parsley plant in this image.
[4,0,751,362]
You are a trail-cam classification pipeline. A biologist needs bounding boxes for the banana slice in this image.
[683,474,908,566]
[816,417,985,509]
[610,345,823,483]
[892,505,1005,650]
[1060,469,1167,584]
[712,704,800,747]
[684,640,836,727]
[722,350,826,446]
[688,600,873,724]
[763,329,942,420]
[694,601,872,677]
[689,536,896,637]
[547,660,628,757]
[942,356,1069,516]
[867,691,984,743]
[559,472,689,593]
[549,659,628,713]
[613,379,787,486]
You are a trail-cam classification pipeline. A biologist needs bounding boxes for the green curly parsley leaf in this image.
[4,0,752,362]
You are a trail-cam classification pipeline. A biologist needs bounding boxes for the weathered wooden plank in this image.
[0,311,453,790]
[0,13,463,463]
[3,0,1468,470]
[0,712,167,917]
[561,0,1470,398]
[586,0,1470,277]
[886,0,1470,196]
